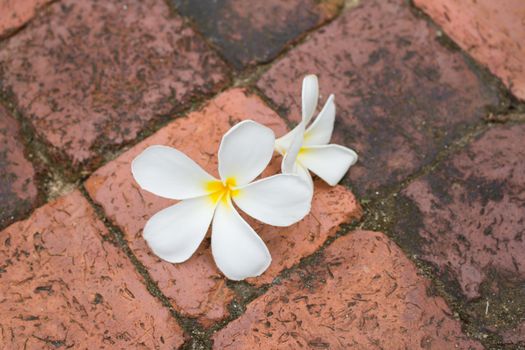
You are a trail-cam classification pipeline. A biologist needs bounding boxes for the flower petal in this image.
[143,196,216,263]
[295,162,314,190]
[304,94,335,146]
[281,122,305,174]
[298,145,358,186]
[274,128,295,155]
[132,145,216,200]
[281,155,314,191]
[302,74,319,124]
[233,174,311,227]
[301,74,319,125]
[218,120,275,186]
[211,200,271,280]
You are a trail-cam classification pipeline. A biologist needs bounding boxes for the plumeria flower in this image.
[131,120,312,281]
[274,74,358,189]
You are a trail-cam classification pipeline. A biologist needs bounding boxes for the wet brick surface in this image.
[0,0,229,169]
[414,0,525,100]
[396,123,525,345]
[213,230,482,349]
[172,0,343,69]
[257,0,502,197]
[0,104,38,229]
[85,89,361,326]
[0,190,184,349]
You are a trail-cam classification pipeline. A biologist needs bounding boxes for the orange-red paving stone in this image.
[85,89,361,326]
[257,0,502,197]
[396,123,525,345]
[0,0,51,37]
[0,190,184,349]
[0,0,229,169]
[0,104,38,229]
[246,181,361,287]
[212,230,482,349]
[414,0,525,101]
[171,0,343,69]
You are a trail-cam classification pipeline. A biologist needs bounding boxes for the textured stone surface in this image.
[0,0,229,169]
[414,0,525,100]
[0,104,38,229]
[0,0,51,37]
[257,0,501,197]
[397,123,525,344]
[213,230,482,349]
[172,0,342,69]
[0,190,184,349]
[85,89,361,325]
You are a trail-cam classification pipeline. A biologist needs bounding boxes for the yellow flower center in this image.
[205,177,240,204]
[298,147,309,156]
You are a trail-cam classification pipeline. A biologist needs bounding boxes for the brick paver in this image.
[85,89,361,326]
[0,104,38,229]
[396,123,525,344]
[0,0,51,37]
[1,0,522,346]
[414,0,525,100]
[0,0,229,169]
[246,180,361,287]
[0,190,184,349]
[213,230,482,349]
[172,0,342,69]
[257,0,501,197]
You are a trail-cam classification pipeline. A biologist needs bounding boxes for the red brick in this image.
[172,0,343,69]
[397,123,525,344]
[85,88,361,326]
[0,0,229,169]
[0,0,51,37]
[257,0,501,197]
[246,181,361,286]
[0,104,38,229]
[213,230,482,349]
[0,190,184,349]
[414,0,525,100]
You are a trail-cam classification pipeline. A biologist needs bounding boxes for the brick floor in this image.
[0,0,229,169]
[85,88,361,326]
[213,230,482,349]
[172,0,342,70]
[1,0,524,347]
[0,104,38,229]
[414,0,525,101]
[0,0,51,38]
[257,0,502,197]
[0,190,184,349]
[395,123,525,345]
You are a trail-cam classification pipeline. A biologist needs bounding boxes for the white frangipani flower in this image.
[131,120,312,281]
[274,74,358,188]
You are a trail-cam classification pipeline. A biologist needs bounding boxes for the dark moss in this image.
[465,268,525,348]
